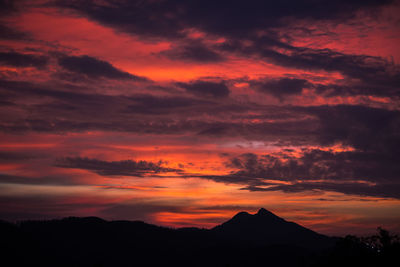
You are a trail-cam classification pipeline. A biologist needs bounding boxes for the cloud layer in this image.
[0,0,399,234]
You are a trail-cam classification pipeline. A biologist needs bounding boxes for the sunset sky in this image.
[0,0,399,236]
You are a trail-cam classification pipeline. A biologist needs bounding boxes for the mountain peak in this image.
[256,208,269,215]
[212,208,333,249]
[232,211,251,219]
[256,208,278,217]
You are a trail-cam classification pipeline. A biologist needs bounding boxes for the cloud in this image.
[0,151,35,162]
[55,157,182,177]
[297,105,400,152]
[0,0,398,228]
[314,81,400,98]
[1,79,398,155]
[192,102,400,198]
[220,42,399,97]
[254,78,308,100]
[0,78,240,118]
[161,41,225,63]
[0,51,48,68]
[0,0,18,16]
[54,0,393,39]
[263,48,399,88]
[201,145,400,198]
[125,94,213,114]
[0,173,81,186]
[0,24,29,40]
[51,0,398,99]
[227,148,399,183]
[58,55,145,80]
[241,182,400,199]
[0,117,315,140]
[177,80,230,98]
[0,0,29,40]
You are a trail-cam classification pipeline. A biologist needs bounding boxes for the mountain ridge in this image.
[4,208,334,248]
[0,208,336,266]
[211,208,332,249]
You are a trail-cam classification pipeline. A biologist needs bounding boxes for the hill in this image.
[2,208,397,266]
[212,208,333,249]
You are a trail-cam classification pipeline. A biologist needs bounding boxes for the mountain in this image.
[0,209,336,267]
[213,208,333,248]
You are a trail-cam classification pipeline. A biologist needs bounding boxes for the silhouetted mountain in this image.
[2,208,396,267]
[213,208,333,249]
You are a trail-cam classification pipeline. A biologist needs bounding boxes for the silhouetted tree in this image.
[313,227,400,267]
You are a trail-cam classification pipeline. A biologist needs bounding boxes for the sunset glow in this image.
[1,0,400,236]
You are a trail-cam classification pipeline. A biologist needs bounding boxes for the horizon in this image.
[1,0,400,237]
[1,207,396,237]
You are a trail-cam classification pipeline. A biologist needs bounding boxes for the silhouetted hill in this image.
[213,208,333,249]
[2,208,397,267]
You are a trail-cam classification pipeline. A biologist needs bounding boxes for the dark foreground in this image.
[1,209,398,267]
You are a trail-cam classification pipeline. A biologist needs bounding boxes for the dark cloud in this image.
[255,78,308,100]
[0,79,398,156]
[313,198,380,202]
[58,55,145,80]
[227,148,399,183]
[161,41,224,63]
[0,99,14,106]
[221,43,399,97]
[0,51,48,68]
[0,173,81,186]
[192,103,400,198]
[55,157,182,177]
[0,117,316,140]
[178,80,230,98]
[262,48,399,89]
[297,105,400,152]
[241,182,400,199]
[0,1,29,40]
[0,151,35,162]
[54,0,393,39]
[54,0,184,39]
[1,80,399,200]
[126,94,213,115]
[314,81,400,98]
[0,91,314,135]
[0,79,127,107]
[259,48,386,78]
[47,0,399,99]
[193,173,265,187]
[0,24,28,40]
[0,79,240,118]
[196,147,400,199]
[0,0,17,16]
[0,79,337,141]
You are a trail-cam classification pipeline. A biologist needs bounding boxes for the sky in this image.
[0,0,399,236]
